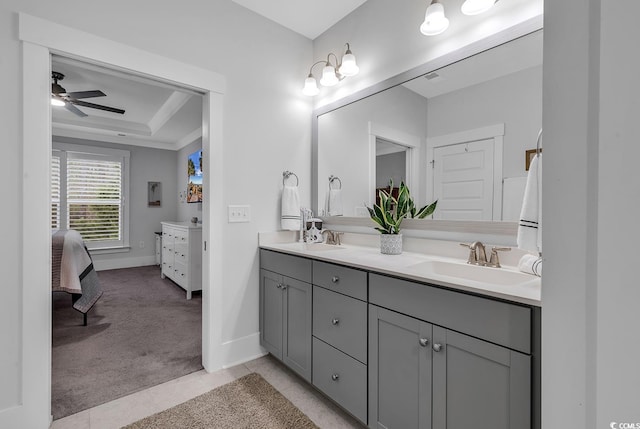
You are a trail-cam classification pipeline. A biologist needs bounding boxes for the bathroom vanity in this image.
[259,238,541,429]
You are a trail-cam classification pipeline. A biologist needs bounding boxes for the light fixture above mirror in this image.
[421,0,498,36]
[302,43,359,96]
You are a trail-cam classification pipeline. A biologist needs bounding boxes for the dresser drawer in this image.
[162,227,176,242]
[313,286,367,363]
[312,261,367,301]
[174,242,188,263]
[370,273,532,354]
[312,337,367,424]
[174,228,188,243]
[173,261,188,286]
[260,249,312,283]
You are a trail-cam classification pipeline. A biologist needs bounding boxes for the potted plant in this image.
[367,181,437,254]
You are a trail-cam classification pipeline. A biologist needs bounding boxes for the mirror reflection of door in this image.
[375,138,408,203]
[432,139,495,220]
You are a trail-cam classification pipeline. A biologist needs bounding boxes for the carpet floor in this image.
[123,373,319,429]
[52,265,202,420]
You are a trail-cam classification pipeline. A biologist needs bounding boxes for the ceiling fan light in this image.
[302,75,320,96]
[420,1,449,36]
[51,97,65,107]
[320,64,339,87]
[461,0,496,15]
[339,51,359,77]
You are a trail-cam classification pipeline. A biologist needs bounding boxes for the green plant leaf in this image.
[415,200,438,218]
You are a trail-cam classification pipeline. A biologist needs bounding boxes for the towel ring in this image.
[328,175,342,190]
[282,170,299,186]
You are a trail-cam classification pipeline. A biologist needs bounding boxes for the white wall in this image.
[177,139,203,223]
[427,65,542,179]
[0,0,312,418]
[544,0,640,426]
[317,85,428,214]
[53,136,179,271]
[312,0,544,107]
[376,151,406,188]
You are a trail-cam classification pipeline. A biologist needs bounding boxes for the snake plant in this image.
[367,181,437,234]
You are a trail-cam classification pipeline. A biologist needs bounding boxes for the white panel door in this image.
[432,139,494,220]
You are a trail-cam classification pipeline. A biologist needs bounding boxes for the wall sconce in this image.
[421,0,497,36]
[302,43,359,96]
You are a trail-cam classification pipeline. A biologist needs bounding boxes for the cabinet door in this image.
[432,326,531,429]
[369,305,432,429]
[260,269,284,360]
[282,276,312,382]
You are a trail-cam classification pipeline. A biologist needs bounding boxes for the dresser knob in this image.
[433,343,443,352]
[331,373,339,381]
[331,276,339,283]
[419,338,429,347]
[331,318,340,325]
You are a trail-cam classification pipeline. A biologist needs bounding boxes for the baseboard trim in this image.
[219,332,265,369]
[93,256,157,271]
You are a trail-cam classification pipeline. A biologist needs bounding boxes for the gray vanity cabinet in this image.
[369,273,533,429]
[259,250,312,382]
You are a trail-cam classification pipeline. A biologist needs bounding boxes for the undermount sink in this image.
[294,243,346,252]
[408,260,537,287]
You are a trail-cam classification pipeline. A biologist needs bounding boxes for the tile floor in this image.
[51,354,364,429]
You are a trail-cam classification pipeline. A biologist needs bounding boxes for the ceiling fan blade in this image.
[64,102,88,117]
[66,90,106,99]
[71,99,125,115]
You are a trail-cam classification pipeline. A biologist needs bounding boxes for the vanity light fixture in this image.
[461,0,497,15]
[420,0,450,36]
[302,43,359,96]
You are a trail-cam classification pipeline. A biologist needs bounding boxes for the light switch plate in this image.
[228,205,251,223]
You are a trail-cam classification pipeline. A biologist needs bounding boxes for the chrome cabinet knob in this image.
[433,343,443,352]
[280,284,288,290]
[419,338,429,347]
[331,276,339,283]
[331,318,340,325]
[331,373,339,381]
[276,283,283,289]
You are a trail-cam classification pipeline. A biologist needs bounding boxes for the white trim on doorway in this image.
[15,13,225,427]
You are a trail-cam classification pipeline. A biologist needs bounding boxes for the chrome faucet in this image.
[460,241,511,267]
[322,230,344,245]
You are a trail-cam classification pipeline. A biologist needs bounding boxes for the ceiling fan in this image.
[51,71,126,117]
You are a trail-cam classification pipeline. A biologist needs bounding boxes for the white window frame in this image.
[52,141,130,252]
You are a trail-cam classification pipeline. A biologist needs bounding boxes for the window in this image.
[52,143,130,250]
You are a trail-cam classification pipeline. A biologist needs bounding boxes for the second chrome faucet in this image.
[460,241,511,268]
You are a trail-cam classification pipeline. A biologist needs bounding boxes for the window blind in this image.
[51,154,61,229]
[66,154,123,242]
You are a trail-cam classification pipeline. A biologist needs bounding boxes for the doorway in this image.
[19,13,224,426]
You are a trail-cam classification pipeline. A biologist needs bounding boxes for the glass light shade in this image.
[420,2,449,36]
[302,76,320,96]
[461,0,495,15]
[339,52,359,77]
[320,64,339,86]
[51,97,65,107]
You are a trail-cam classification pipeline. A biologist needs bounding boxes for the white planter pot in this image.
[380,233,403,255]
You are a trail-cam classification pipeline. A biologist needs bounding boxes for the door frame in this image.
[16,13,225,427]
[368,121,420,208]
[426,123,504,220]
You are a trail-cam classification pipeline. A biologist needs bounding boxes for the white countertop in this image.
[259,237,541,307]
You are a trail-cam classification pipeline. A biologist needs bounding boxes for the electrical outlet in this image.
[228,205,251,223]
[139,241,145,248]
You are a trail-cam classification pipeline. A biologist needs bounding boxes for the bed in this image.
[52,229,103,325]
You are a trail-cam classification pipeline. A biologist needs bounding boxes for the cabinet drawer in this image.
[174,229,188,243]
[312,337,367,424]
[313,286,367,363]
[260,250,311,283]
[174,242,188,263]
[312,261,367,301]
[162,227,176,241]
[174,261,188,286]
[370,273,531,354]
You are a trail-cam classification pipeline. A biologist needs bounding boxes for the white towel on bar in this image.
[328,189,343,216]
[281,185,301,231]
[517,153,542,253]
[518,254,543,277]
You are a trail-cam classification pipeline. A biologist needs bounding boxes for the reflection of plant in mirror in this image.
[367,181,437,234]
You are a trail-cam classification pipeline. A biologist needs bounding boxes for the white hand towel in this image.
[517,154,542,253]
[281,185,301,231]
[518,254,542,277]
[328,189,343,216]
